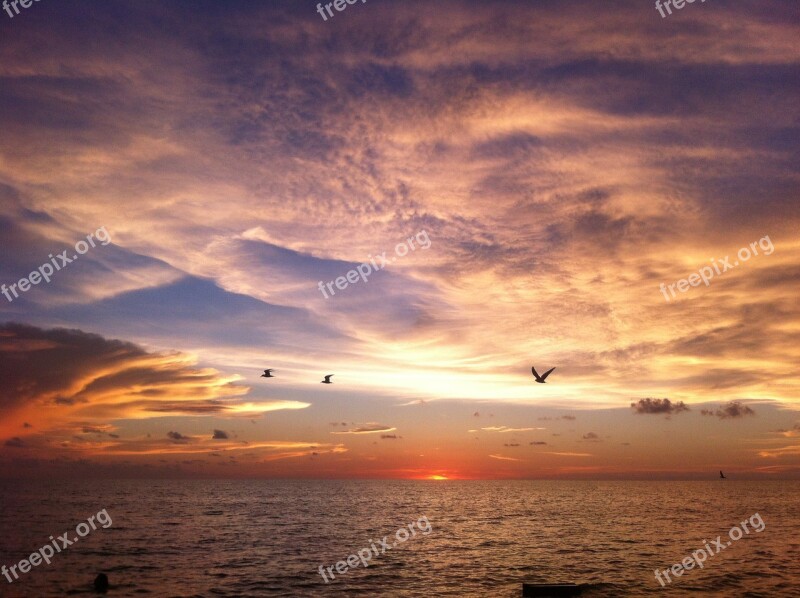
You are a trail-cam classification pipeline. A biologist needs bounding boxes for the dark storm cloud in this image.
[212,429,229,440]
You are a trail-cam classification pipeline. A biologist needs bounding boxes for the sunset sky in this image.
[1,0,799,479]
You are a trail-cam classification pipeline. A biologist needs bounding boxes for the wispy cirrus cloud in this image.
[489,454,521,462]
[481,426,544,433]
[545,452,593,457]
[758,445,800,459]
[332,424,397,435]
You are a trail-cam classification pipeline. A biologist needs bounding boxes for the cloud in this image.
[545,452,593,457]
[561,415,576,420]
[380,434,399,439]
[503,443,520,447]
[0,323,310,433]
[701,401,756,419]
[397,400,427,407]
[212,429,229,440]
[530,441,547,445]
[95,438,347,461]
[0,1,798,478]
[582,432,600,441]
[167,431,190,443]
[81,424,117,435]
[774,423,800,438]
[758,445,800,458]
[23,422,32,428]
[332,423,396,435]
[489,454,521,461]
[481,426,543,433]
[4,437,24,448]
[631,398,690,415]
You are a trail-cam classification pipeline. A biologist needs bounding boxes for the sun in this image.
[428,475,448,480]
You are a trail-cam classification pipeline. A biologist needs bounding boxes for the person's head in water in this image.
[94,573,109,593]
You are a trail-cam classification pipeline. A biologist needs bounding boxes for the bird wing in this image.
[264,369,272,375]
[541,367,556,380]
[531,366,540,380]
[324,375,333,382]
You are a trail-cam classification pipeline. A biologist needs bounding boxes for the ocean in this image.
[0,480,798,597]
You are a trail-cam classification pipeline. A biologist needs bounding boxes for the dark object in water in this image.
[94,573,109,593]
[522,583,581,597]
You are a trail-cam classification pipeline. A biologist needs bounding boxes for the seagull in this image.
[720,470,726,479]
[321,374,334,384]
[261,369,275,378]
[531,366,556,383]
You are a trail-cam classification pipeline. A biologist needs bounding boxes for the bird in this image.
[531,366,556,383]
[321,374,334,384]
[261,369,274,378]
[720,470,726,479]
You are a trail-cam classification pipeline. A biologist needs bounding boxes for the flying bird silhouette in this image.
[531,366,556,383]
[261,369,274,378]
[720,470,726,479]
[321,374,334,384]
